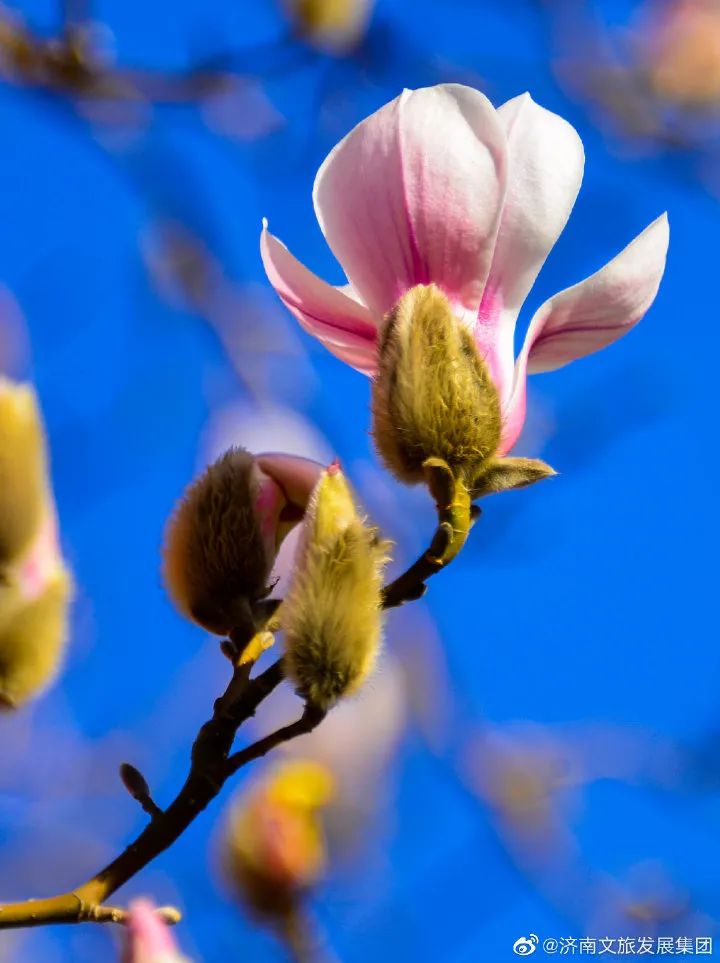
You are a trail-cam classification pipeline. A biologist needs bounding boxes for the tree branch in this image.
[0,656,288,929]
[225,703,327,778]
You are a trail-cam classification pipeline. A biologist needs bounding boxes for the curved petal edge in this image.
[260,222,379,375]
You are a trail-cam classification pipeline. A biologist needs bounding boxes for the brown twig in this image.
[225,702,326,777]
[0,656,290,929]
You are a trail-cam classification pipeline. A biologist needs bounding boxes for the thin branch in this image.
[382,458,475,610]
[225,703,327,777]
[0,657,287,929]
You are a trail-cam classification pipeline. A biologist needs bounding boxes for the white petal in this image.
[498,214,669,456]
[474,94,584,404]
[313,84,507,319]
[525,213,670,374]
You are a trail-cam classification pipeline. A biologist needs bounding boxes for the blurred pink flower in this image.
[123,900,188,963]
[261,84,669,454]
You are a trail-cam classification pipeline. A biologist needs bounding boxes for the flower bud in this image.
[372,284,502,487]
[224,760,334,921]
[0,569,71,710]
[372,285,556,497]
[282,465,389,710]
[123,899,189,963]
[0,379,49,567]
[162,449,322,638]
[287,0,372,51]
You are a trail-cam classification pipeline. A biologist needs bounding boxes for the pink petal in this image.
[525,213,669,374]
[313,84,507,320]
[17,509,62,602]
[475,94,584,404]
[255,453,325,510]
[260,223,379,375]
[124,900,182,963]
[499,214,669,455]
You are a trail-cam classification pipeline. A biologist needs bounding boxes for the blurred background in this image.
[0,0,719,960]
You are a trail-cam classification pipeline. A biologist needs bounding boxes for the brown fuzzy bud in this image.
[162,448,322,638]
[371,284,502,487]
[0,571,72,710]
[282,466,390,710]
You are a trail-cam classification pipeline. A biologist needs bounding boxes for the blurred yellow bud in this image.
[265,759,336,810]
[0,570,72,710]
[162,448,322,638]
[225,759,334,921]
[0,378,49,566]
[282,465,390,710]
[287,0,373,52]
[372,285,503,488]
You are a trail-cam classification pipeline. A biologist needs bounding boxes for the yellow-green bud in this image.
[372,284,502,487]
[372,285,555,498]
[0,379,49,566]
[0,571,72,710]
[282,465,389,710]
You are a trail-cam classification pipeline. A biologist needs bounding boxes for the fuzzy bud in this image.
[0,570,72,710]
[162,449,322,638]
[372,284,503,487]
[471,456,557,498]
[281,465,389,710]
[224,760,334,921]
[0,379,50,567]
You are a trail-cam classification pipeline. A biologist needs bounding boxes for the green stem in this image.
[382,457,473,609]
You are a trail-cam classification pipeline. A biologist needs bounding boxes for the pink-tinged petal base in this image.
[474,281,516,406]
[475,93,585,407]
[499,214,669,455]
[260,224,378,375]
[17,509,62,602]
[313,84,507,319]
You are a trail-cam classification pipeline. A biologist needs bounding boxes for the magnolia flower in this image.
[163,448,323,638]
[261,84,669,459]
[123,900,189,963]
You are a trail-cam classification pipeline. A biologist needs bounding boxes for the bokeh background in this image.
[1,0,719,960]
